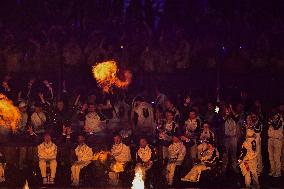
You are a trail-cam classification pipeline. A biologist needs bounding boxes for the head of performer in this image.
[202,122,210,132]
[34,102,42,113]
[56,100,64,111]
[188,110,197,120]
[165,110,174,122]
[172,133,181,143]
[113,134,122,145]
[44,133,52,143]
[139,137,148,148]
[77,134,86,145]
[88,103,96,113]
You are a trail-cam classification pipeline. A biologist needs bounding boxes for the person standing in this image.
[238,129,259,188]
[268,111,283,177]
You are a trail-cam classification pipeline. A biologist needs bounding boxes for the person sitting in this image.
[238,129,259,188]
[197,122,215,159]
[37,133,57,184]
[181,139,219,183]
[166,134,186,186]
[71,135,93,186]
[31,102,46,136]
[135,137,154,181]
[108,134,131,186]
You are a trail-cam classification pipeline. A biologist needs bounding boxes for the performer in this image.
[37,133,57,184]
[268,112,283,177]
[197,122,215,159]
[157,110,179,162]
[238,129,259,188]
[135,138,154,180]
[71,135,93,186]
[249,113,263,175]
[131,96,155,137]
[181,139,219,182]
[166,134,186,186]
[108,134,131,185]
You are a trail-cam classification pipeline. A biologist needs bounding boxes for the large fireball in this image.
[92,60,132,93]
[0,93,21,132]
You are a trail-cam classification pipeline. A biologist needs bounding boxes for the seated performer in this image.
[108,134,131,185]
[181,139,219,182]
[135,137,154,181]
[37,133,57,184]
[71,135,93,186]
[238,129,259,188]
[166,134,186,186]
[197,122,215,159]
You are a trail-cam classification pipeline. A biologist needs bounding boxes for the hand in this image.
[62,125,66,134]
[27,126,33,135]
[81,103,88,111]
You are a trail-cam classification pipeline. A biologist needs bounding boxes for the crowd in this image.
[0,74,283,188]
[0,0,284,188]
[0,0,284,76]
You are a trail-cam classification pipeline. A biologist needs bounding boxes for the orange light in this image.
[0,93,21,132]
[92,60,132,93]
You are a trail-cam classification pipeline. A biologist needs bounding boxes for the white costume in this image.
[268,113,283,177]
[181,146,219,182]
[71,143,93,186]
[166,142,186,185]
[132,102,154,134]
[109,143,131,185]
[38,142,57,181]
[135,145,153,180]
[85,112,102,133]
[239,129,259,188]
[197,129,215,159]
[31,112,46,134]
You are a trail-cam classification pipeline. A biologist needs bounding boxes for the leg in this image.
[19,147,27,170]
[256,134,263,175]
[268,138,275,175]
[166,163,176,185]
[244,173,251,188]
[231,137,238,172]
[49,160,57,179]
[39,160,47,178]
[274,139,282,177]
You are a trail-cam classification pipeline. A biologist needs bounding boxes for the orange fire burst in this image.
[0,93,21,132]
[92,60,132,93]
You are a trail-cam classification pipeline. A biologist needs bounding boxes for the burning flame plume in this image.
[92,60,132,93]
[132,166,145,189]
[0,93,21,132]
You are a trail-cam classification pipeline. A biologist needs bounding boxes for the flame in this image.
[23,179,29,189]
[132,166,145,189]
[0,93,21,132]
[92,60,132,93]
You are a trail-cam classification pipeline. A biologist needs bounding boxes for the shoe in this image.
[42,177,48,184]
